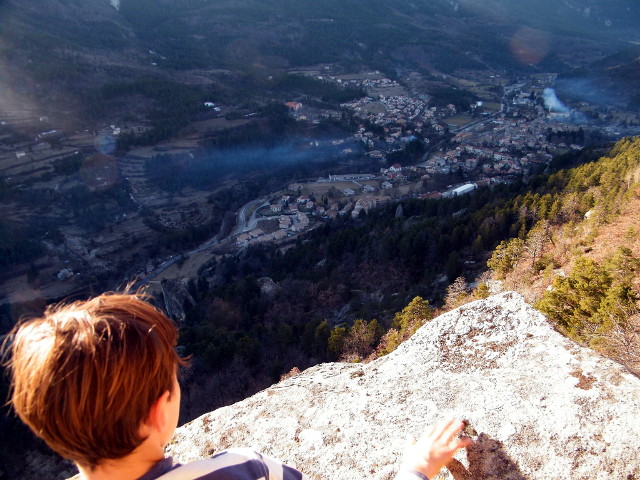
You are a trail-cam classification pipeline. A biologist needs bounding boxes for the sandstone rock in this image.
[167,292,640,480]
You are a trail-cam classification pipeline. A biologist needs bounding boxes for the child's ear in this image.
[144,390,171,433]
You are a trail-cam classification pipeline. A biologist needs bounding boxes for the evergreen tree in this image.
[378,297,432,356]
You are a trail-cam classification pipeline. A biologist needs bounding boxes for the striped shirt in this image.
[69,448,425,480]
[139,449,308,480]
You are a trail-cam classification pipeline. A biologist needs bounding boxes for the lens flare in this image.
[509,27,550,66]
[80,153,119,192]
[94,132,117,155]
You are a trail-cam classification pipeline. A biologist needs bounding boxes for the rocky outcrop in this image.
[160,279,195,323]
[167,292,640,480]
[258,277,280,300]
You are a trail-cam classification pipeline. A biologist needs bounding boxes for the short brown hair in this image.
[6,293,187,468]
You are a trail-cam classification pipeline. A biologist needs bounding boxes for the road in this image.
[232,197,270,236]
[138,231,226,285]
[139,196,271,284]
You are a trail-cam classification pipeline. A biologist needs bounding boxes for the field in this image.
[443,115,475,128]
[483,102,502,112]
[0,144,78,181]
[187,117,253,135]
[358,102,387,114]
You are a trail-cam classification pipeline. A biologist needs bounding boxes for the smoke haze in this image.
[543,88,570,113]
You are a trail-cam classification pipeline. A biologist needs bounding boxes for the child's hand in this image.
[400,419,472,479]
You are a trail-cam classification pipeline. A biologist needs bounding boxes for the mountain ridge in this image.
[3,0,637,91]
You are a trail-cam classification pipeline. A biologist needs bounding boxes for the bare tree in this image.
[526,220,554,269]
[603,312,640,376]
[589,302,640,376]
[445,276,468,308]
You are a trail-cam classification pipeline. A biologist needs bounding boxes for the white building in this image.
[442,183,477,198]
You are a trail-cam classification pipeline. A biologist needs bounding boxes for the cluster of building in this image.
[235,187,396,247]
[234,210,313,248]
[422,111,582,177]
[276,191,375,218]
[332,73,453,151]
[271,194,323,215]
[351,195,391,218]
[346,95,431,126]
[333,73,595,182]
[235,228,288,248]
[343,95,439,149]
[317,74,400,92]
[298,73,554,181]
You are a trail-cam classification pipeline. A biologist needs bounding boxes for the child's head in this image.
[6,292,187,468]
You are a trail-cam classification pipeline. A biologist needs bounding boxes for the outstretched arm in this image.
[394,419,472,480]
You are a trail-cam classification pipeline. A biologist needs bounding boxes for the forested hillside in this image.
[486,137,640,374]
[175,137,640,420]
[2,0,635,130]
[557,45,640,111]
[3,131,639,479]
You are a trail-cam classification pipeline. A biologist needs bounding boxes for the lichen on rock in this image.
[167,292,640,480]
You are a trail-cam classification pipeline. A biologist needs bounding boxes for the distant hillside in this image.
[1,0,637,125]
[480,0,640,31]
[557,45,640,110]
[0,0,139,77]
[110,0,640,73]
[0,0,148,124]
[3,0,637,76]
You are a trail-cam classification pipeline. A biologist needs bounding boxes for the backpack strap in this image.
[154,449,271,480]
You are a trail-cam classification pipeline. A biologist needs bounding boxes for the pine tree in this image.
[378,297,432,356]
[487,238,525,278]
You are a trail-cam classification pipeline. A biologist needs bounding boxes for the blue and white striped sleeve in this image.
[154,448,310,480]
[393,470,429,480]
[255,450,308,480]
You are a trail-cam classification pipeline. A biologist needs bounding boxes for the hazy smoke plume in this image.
[543,88,570,113]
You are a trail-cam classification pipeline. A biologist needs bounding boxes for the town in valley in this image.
[1,65,638,305]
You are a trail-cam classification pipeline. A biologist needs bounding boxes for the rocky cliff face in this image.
[160,279,196,324]
[167,292,640,480]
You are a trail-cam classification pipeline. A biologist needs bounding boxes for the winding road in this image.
[139,196,273,284]
[232,197,270,236]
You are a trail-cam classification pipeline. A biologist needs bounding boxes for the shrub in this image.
[535,250,639,345]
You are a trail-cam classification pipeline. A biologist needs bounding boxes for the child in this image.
[6,292,470,480]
